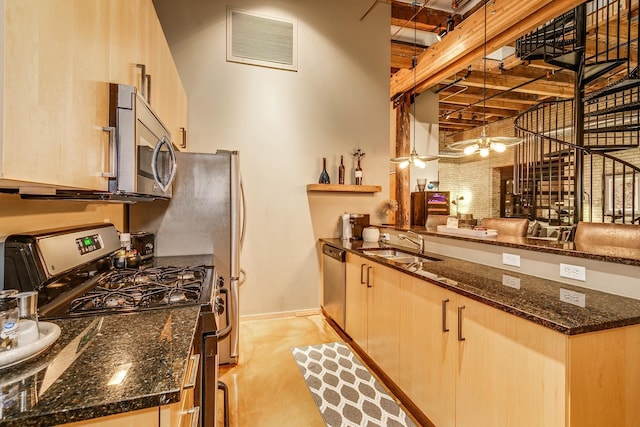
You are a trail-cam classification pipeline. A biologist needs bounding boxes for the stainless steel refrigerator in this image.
[129,150,244,365]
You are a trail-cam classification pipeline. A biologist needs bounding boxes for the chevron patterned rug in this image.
[291,341,416,427]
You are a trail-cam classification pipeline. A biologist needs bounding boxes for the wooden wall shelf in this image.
[306,184,381,193]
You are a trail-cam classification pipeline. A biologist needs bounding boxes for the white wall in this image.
[153,0,390,317]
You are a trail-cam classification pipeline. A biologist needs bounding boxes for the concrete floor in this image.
[216,315,341,427]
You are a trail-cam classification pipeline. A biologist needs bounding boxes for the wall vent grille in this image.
[227,8,297,71]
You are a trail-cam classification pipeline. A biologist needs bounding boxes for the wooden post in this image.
[394,93,411,228]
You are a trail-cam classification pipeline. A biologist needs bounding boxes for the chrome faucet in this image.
[398,231,424,253]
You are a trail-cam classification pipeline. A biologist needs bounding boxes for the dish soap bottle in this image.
[318,157,330,184]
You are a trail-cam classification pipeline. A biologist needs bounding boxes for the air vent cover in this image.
[227,8,297,71]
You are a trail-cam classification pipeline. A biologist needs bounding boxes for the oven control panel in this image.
[75,234,103,255]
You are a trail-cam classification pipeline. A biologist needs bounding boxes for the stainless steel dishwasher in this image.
[322,243,346,329]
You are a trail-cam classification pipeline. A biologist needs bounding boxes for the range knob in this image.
[214,296,225,315]
[216,276,224,289]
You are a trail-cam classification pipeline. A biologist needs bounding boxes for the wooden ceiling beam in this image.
[391,3,457,33]
[439,102,516,118]
[446,72,574,97]
[390,0,587,98]
[437,85,544,104]
[439,94,532,111]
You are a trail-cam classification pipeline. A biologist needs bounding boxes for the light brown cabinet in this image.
[348,254,640,427]
[1,0,112,191]
[345,252,400,383]
[0,0,188,193]
[399,274,456,427]
[454,295,566,427]
[107,0,188,152]
[59,351,200,427]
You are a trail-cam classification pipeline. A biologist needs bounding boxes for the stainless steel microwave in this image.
[107,84,176,199]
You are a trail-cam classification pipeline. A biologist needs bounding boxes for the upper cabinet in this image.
[108,0,188,152]
[0,0,187,192]
[1,0,112,191]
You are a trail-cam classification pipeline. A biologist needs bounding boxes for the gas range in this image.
[0,224,218,320]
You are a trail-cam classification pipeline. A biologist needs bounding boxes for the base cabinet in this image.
[399,274,456,427]
[346,256,640,427]
[454,295,566,427]
[58,350,199,427]
[345,252,400,383]
[57,407,159,427]
[345,252,368,351]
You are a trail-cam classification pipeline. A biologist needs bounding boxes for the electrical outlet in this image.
[502,253,521,267]
[559,263,586,281]
[502,274,521,289]
[560,288,586,307]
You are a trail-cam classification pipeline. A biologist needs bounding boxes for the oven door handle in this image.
[216,288,233,340]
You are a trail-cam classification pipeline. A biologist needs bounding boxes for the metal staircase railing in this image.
[512,0,639,226]
[515,99,640,225]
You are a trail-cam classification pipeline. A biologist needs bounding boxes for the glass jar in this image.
[0,297,19,351]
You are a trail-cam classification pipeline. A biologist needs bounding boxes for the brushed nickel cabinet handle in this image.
[183,353,200,389]
[179,406,200,427]
[101,126,116,178]
[145,73,152,104]
[135,63,147,100]
[458,305,466,341]
[366,266,373,288]
[180,127,187,149]
[442,298,450,332]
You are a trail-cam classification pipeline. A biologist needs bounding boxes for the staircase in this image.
[513,0,640,225]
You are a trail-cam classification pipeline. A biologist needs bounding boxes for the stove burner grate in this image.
[69,265,208,314]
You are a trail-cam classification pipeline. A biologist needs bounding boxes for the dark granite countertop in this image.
[379,225,640,266]
[0,306,200,427]
[322,238,640,336]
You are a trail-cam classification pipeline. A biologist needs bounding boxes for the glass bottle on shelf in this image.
[338,156,345,185]
[318,157,330,184]
[355,158,363,185]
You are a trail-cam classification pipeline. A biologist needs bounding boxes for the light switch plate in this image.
[560,288,586,307]
[560,263,586,281]
[502,253,521,267]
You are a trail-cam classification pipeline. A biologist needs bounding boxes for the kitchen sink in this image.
[360,248,441,264]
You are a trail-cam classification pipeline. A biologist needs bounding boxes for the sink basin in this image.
[360,248,441,264]
[361,249,413,258]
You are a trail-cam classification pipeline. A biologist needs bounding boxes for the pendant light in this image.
[446,1,522,157]
[390,2,437,169]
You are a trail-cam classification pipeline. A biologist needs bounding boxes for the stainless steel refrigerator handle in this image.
[240,176,247,251]
[229,278,240,358]
[239,269,247,287]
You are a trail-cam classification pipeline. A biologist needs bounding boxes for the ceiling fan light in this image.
[413,158,426,168]
[399,159,410,169]
[479,147,490,157]
[463,144,478,155]
[493,142,506,153]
